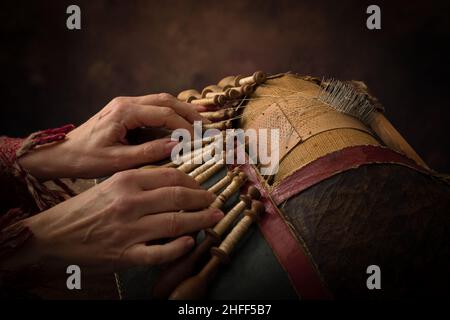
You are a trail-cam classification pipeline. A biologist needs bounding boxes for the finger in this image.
[135,186,216,214]
[133,208,224,241]
[122,236,194,266]
[117,138,179,166]
[194,104,220,112]
[117,168,202,191]
[123,103,194,134]
[131,93,211,124]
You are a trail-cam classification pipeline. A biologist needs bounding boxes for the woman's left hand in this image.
[19,93,209,180]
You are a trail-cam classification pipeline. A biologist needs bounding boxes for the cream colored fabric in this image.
[239,74,380,187]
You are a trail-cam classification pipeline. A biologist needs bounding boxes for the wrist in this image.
[17,124,77,181]
[18,141,73,181]
[0,217,45,270]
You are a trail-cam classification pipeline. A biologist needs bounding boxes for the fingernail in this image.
[202,117,212,124]
[208,191,217,201]
[212,209,224,221]
[165,141,179,153]
[185,237,195,248]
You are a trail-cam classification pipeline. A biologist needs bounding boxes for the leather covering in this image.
[282,163,450,298]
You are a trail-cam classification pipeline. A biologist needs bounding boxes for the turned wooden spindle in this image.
[173,142,214,166]
[209,172,247,209]
[238,71,267,86]
[207,168,238,194]
[218,75,243,90]
[164,147,203,169]
[177,147,216,173]
[241,83,255,95]
[191,94,227,106]
[152,190,261,300]
[224,87,241,99]
[193,132,224,145]
[200,109,235,122]
[203,120,233,131]
[194,161,225,184]
[163,133,225,168]
[205,92,227,100]
[188,157,218,179]
[202,85,223,98]
[169,201,265,300]
[210,189,261,236]
[225,84,254,98]
[162,161,178,168]
[177,89,201,102]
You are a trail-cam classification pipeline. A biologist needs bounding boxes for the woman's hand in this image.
[19,93,209,181]
[5,168,222,272]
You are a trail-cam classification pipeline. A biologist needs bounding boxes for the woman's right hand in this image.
[4,168,222,273]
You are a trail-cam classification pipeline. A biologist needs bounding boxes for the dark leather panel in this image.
[282,164,450,298]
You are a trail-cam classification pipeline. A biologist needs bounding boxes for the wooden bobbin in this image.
[189,157,218,179]
[177,141,217,166]
[202,85,223,98]
[177,89,201,102]
[189,131,225,149]
[163,132,225,168]
[238,71,267,86]
[177,147,215,174]
[205,91,226,99]
[164,150,204,169]
[208,168,239,194]
[227,84,253,97]
[218,75,243,90]
[211,203,263,264]
[168,200,265,300]
[162,161,178,168]
[191,94,227,106]
[152,184,260,300]
[209,172,247,209]
[203,120,233,131]
[194,161,225,184]
[168,255,222,300]
[210,187,260,237]
[224,87,242,99]
[200,109,235,122]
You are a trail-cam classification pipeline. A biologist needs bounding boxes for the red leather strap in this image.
[239,163,333,299]
[237,145,429,299]
[271,145,429,206]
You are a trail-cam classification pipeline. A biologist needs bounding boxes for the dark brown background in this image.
[1,0,449,171]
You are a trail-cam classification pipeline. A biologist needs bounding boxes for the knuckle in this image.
[111,170,137,187]
[163,168,184,185]
[157,92,174,103]
[159,106,176,117]
[167,212,183,237]
[142,143,156,157]
[171,186,187,208]
[146,247,163,265]
[109,225,127,243]
[111,97,128,111]
[111,195,134,214]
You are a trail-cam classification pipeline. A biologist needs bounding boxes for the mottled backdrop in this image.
[1,0,449,171]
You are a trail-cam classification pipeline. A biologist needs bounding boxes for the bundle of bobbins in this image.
[177,71,266,131]
[136,71,270,300]
[152,133,265,299]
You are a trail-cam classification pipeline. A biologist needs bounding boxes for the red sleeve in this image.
[0,125,76,296]
[0,136,36,259]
